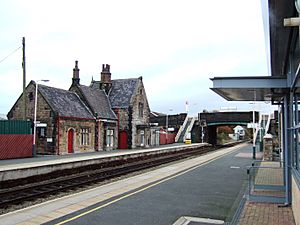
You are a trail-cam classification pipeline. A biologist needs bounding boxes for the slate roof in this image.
[38,84,94,119]
[109,79,139,108]
[77,85,117,120]
[91,78,139,109]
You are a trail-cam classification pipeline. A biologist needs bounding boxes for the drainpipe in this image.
[56,115,60,155]
[117,109,120,149]
[117,109,120,147]
[283,96,291,204]
[98,119,101,151]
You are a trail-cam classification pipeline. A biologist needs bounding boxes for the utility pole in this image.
[22,37,26,120]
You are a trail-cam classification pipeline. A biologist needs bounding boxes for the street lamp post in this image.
[166,114,168,144]
[33,79,49,157]
[252,105,256,160]
[248,90,257,160]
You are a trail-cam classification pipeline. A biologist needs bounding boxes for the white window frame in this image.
[80,128,90,146]
[106,129,114,147]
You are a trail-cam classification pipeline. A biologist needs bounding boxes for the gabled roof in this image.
[38,83,94,119]
[91,78,139,108]
[76,85,117,120]
[109,78,139,108]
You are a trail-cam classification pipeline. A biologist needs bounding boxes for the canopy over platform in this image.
[210,76,295,104]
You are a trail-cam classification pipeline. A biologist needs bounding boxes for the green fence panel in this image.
[0,120,32,134]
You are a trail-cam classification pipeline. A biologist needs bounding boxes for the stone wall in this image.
[131,79,151,148]
[8,82,56,154]
[58,118,95,154]
[8,82,118,154]
[117,108,130,131]
[97,121,118,151]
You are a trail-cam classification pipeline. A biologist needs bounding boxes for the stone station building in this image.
[8,62,152,154]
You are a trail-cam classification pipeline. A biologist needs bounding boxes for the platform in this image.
[0,143,209,181]
[0,143,245,225]
[237,161,296,225]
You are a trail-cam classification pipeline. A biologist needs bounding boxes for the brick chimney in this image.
[72,60,80,85]
[100,64,112,94]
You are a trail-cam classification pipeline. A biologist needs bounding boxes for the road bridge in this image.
[199,111,259,145]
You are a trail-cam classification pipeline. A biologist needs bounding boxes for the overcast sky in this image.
[0,0,272,117]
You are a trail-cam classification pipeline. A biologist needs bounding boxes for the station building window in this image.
[106,129,114,147]
[39,127,46,137]
[80,128,90,146]
[139,102,144,118]
[293,94,300,171]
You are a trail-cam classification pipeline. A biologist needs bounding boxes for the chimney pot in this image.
[72,60,80,85]
[100,63,112,94]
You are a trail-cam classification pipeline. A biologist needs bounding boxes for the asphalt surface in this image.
[46,145,253,225]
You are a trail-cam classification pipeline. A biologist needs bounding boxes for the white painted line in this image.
[230,166,240,169]
[173,216,224,225]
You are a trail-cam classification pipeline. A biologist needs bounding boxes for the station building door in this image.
[119,131,128,149]
[68,129,74,153]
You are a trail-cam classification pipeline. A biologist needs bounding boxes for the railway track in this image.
[0,143,239,212]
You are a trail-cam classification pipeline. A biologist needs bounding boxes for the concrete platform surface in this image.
[237,160,295,225]
[0,143,204,171]
[0,143,244,225]
[0,143,208,181]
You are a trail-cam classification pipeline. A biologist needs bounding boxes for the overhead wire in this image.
[0,46,21,65]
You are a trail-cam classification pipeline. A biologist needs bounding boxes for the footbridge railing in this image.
[175,116,189,143]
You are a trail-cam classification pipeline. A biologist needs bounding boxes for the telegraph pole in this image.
[22,37,26,120]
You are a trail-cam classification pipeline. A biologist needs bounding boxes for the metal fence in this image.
[0,120,32,134]
[0,120,33,159]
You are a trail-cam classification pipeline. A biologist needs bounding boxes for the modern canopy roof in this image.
[210,0,300,104]
[210,76,289,102]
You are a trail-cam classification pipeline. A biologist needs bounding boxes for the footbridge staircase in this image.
[175,117,196,143]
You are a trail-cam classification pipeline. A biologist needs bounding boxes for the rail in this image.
[0,144,215,214]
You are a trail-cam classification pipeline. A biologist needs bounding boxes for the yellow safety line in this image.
[56,146,241,225]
